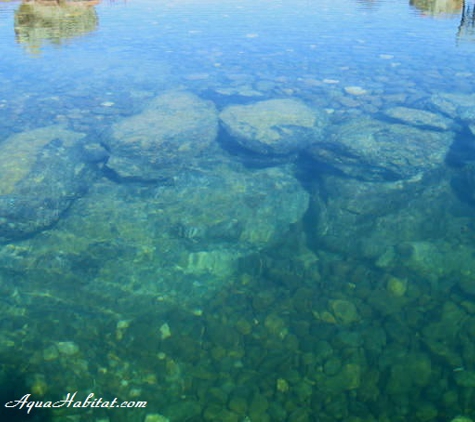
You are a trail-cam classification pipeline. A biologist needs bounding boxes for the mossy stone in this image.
[330,300,360,324]
[415,402,438,421]
[387,276,407,297]
[264,314,288,338]
[211,346,226,361]
[450,417,473,422]
[324,357,342,376]
[228,395,248,415]
[314,340,333,363]
[455,370,475,387]
[249,393,269,419]
[323,363,361,394]
[288,408,310,422]
[203,405,239,422]
[235,319,252,335]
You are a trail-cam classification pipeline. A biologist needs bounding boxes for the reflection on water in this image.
[410,0,464,16]
[410,0,475,42]
[458,1,475,42]
[14,0,99,54]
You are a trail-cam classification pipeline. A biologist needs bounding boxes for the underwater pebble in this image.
[276,378,289,393]
[30,374,48,396]
[455,72,473,77]
[450,417,474,422]
[42,345,59,361]
[344,86,368,95]
[159,322,172,339]
[56,341,80,356]
[184,73,209,80]
[415,402,438,421]
[115,319,131,341]
[235,318,252,335]
[384,106,453,130]
[144,414,170,422]
[386,276,407,297]
[330,300,360,324]
[264,314,288,338]
[116,319,131,329]
[129,387,143,397]
[228,395,248,414]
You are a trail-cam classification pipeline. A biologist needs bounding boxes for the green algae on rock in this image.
[0,125,102,242]
[306,117,454,181]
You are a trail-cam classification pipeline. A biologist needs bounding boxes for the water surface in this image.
[1,1,475,421]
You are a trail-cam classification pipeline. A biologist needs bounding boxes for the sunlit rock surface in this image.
[429,92,475,118]
[383,106,454,130]
[0,125,102,242]
[429,92,475,137]
[306,117,454,181]
[104,91,218,180]
[219,98,327,155]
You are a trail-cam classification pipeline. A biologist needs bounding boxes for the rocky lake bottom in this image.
[2,0,475,421]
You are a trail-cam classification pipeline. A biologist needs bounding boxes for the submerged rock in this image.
[306,117,454,181]
[308,171,463,261]
[450,416,474,422]
[429,92,475,119]
[383,106,454,130]
[310,174,425,257]
[24,161,309,308]
[320,363,361,394]
[219,98,327,156]
[175,163,310,278]
[329,299,360,324]
[0,125,101,242]
[429,92,475,137]
[378,240,475,295]
[386,276,407,297]
[104,90,218,180]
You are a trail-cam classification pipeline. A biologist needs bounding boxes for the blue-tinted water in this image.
[1,0,475,421]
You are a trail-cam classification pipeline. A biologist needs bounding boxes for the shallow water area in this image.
[2,0,475,421]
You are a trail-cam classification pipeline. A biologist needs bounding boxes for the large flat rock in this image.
[220,98,328,156]
[383,106,454,130]
[0,125,102,242]
[105,91,218,180]
[306,117,454,181]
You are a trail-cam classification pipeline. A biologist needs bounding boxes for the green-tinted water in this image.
[1,0,475,421]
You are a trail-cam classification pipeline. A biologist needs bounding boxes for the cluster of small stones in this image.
[2,242,473,422]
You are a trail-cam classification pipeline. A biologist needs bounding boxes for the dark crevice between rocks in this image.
[216,125,296,169]
[446,124,475,206]
[445,124,475,168]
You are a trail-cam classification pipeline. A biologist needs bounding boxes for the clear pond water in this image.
[1,0,475,421]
